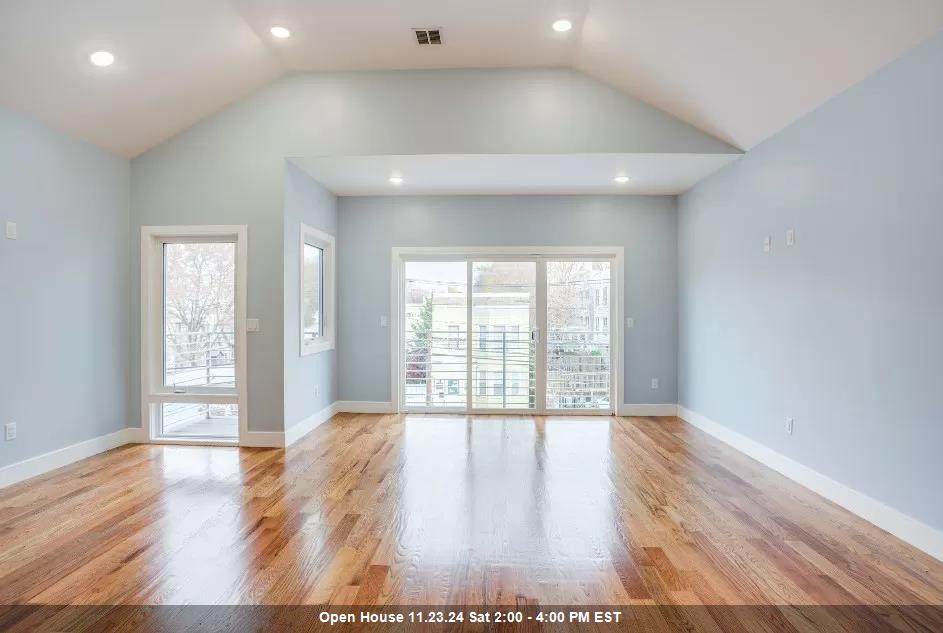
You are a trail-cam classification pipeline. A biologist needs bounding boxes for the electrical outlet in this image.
[625,317,635,329]
[763,235,771,253]
[4,422,16,441]
[651,378,659,389]
[314,385,320,399]
[785,417,794,435]
[379,315,389,327]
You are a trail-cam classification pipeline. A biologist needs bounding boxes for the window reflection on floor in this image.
[400,415,612,572]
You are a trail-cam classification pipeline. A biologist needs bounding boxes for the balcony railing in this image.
[403,329,610,409]
[546,329,610,409]
[164,329,235,388]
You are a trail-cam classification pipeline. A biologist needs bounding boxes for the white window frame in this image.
[140,225,248,445]
[300,224,336,356]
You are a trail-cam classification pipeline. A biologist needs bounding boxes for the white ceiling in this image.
[1,1,940,157]
[293,153,739,196]
[0,1,281,157]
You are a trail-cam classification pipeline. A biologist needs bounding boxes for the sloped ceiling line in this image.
[0,0,940,157]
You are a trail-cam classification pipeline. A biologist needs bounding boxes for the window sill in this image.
[301,340,335,356]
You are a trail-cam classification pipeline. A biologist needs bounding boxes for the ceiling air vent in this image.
[414,28,442,45]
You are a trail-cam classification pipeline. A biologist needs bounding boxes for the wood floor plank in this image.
[0,413,940,612]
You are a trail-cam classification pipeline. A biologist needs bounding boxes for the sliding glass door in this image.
[403,261,468,409]
[471,261,537,411]
[545,260,612,412]
[399,254,615,415]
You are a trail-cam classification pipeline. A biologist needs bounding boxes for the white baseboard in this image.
[123,427,148,443]
[240,431,285,448]
[335,401,395,414]
[0,427,140,489]
[618,404,679,417]
[0,401,377,488]
[677,406,943,562]
[336,402,681,417]
[285,402,340,447]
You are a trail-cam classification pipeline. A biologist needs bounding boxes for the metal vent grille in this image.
[414,28,442,45]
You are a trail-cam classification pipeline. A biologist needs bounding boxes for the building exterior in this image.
[404,262,611,410]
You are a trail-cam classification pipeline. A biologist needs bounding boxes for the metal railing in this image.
[164,329,235,388]
[403,331,467,407]
[546,329,610,408]
[161,402,238,436]
[472,331,534,409]
[403,329,611,409]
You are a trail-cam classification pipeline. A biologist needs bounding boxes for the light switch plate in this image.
[380,315,389,327]
[763,235,771,253]
[246,318,260,332]
[786,228,796,246]
[5,221,16,240]
[625,317,635,329]
[5,422,16,441]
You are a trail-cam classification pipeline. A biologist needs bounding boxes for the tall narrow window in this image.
[301,225,335,355]
[303,243,323,340]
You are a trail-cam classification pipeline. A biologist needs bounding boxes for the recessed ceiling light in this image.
[552,19,573,33]
[89,51,115,67]
[270,26,291,39]
[389,176,404,185]
[614,175,630,184]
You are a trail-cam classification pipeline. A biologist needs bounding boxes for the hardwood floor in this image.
[0,414,941,618]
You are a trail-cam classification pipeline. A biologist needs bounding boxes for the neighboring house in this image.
[404,264,611,409]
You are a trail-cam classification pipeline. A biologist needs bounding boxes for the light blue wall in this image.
[337,195,678,406]
[678,32,943,530]
[0,106,129,467]
[131,68,734,432]
[283,162,338,429]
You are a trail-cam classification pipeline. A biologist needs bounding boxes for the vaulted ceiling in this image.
[1,1,940,157]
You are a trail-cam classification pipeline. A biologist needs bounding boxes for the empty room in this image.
[1,2,941,631]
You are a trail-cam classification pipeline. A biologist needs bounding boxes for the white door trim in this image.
[140,225,249,445]
[535,260,548,414]
[390,246,624,415]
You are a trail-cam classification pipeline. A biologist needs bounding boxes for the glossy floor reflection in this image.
[0,414,941,608]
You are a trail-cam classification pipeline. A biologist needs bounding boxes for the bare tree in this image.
[164,243,235,386]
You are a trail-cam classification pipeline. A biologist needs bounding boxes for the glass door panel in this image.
[161,241,238,438]
[403,261,467,408]
[545,261,612,411]
[471,261,536,410]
